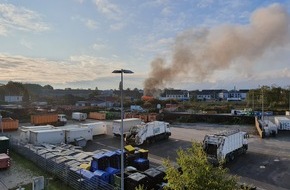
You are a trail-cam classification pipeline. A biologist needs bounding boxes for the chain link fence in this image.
[10,138,116,190]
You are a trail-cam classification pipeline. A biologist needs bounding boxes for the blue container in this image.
[106,167,120,184]
[91,152,109,172]
[133,158,149,171]
[105,151,120,169]
[93,170,110,183]
[115,149,127,167]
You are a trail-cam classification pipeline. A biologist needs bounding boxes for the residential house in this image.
[159,89,190,101]
[4,95,23,103]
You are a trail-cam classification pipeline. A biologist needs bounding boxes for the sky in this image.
[0,0,289,91]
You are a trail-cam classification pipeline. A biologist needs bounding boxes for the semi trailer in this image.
[125,121,171,146]
[203,129,248,164]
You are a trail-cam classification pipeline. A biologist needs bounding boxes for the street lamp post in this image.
[112,69,133,190]
[0,114,2,134]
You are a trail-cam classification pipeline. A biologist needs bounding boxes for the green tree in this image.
[164,142,238,190]
[43,84,54,90]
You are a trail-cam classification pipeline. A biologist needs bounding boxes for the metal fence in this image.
[10,138,116,190]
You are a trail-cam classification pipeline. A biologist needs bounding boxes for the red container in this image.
[1,118,19,131]
[89,112,106,120]
[31,114,58,125]
[0,153,10,169]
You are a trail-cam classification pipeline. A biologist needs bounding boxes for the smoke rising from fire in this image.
[143,4,290,96]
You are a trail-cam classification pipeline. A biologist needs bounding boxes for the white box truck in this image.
[126,121,171,146]
[64,127,93,143]
[274,117,290,130]
[112,118,142,136]
[203,129,248,164]
[81,122,107,136]
[72,112,87,121]
[130,105,145,112]
[30,129,65,145]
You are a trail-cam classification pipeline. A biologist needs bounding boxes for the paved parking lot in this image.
[2,119,290,190]
[84,121,290,190]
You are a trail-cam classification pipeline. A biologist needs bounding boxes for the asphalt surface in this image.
[2,118,290,190]
[83,121,290,190]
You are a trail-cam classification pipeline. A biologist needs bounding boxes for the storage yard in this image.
[0,116,290,190]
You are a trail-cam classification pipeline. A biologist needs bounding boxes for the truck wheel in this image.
[230,153,235,161]
[146,139,151,145]
[225,154,230,163]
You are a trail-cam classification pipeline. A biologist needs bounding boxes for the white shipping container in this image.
[20,125,55,143]
[30,129,65,145]
[72,112,87,121]
[65,127,93,143]
[21,125,54,130]
[58,124,80,130]
[81,122,107,136]
[274,117,290,130]
[112,118,142,136]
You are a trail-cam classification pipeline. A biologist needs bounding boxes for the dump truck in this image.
[31,114,67,126]
[203,129,248,164]
[259,119,278,137]
[125,121,171,146]
[0,136,10,169]
[112,118,142,137]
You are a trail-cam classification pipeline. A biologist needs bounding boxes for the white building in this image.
[4,96,23,103]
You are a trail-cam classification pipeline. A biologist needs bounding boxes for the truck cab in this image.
[58,114,67,125]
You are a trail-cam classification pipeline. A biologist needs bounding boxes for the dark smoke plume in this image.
[143,4,290,96]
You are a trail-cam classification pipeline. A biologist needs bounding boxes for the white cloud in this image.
[71,16,99,30]
[161,6,172,16]
[196,0,214,8]
[110,22,125,30]
[85,19,98,29]
[0,3,49,36]
[20,39,33,49]
[75,0,85,3]
[93,0,122,20]
[92,42,107,50]
[0,53,123,84]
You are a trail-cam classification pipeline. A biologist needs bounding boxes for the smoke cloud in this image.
[144,4,290,96]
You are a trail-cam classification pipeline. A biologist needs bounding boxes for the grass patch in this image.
[10,151,72,190]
